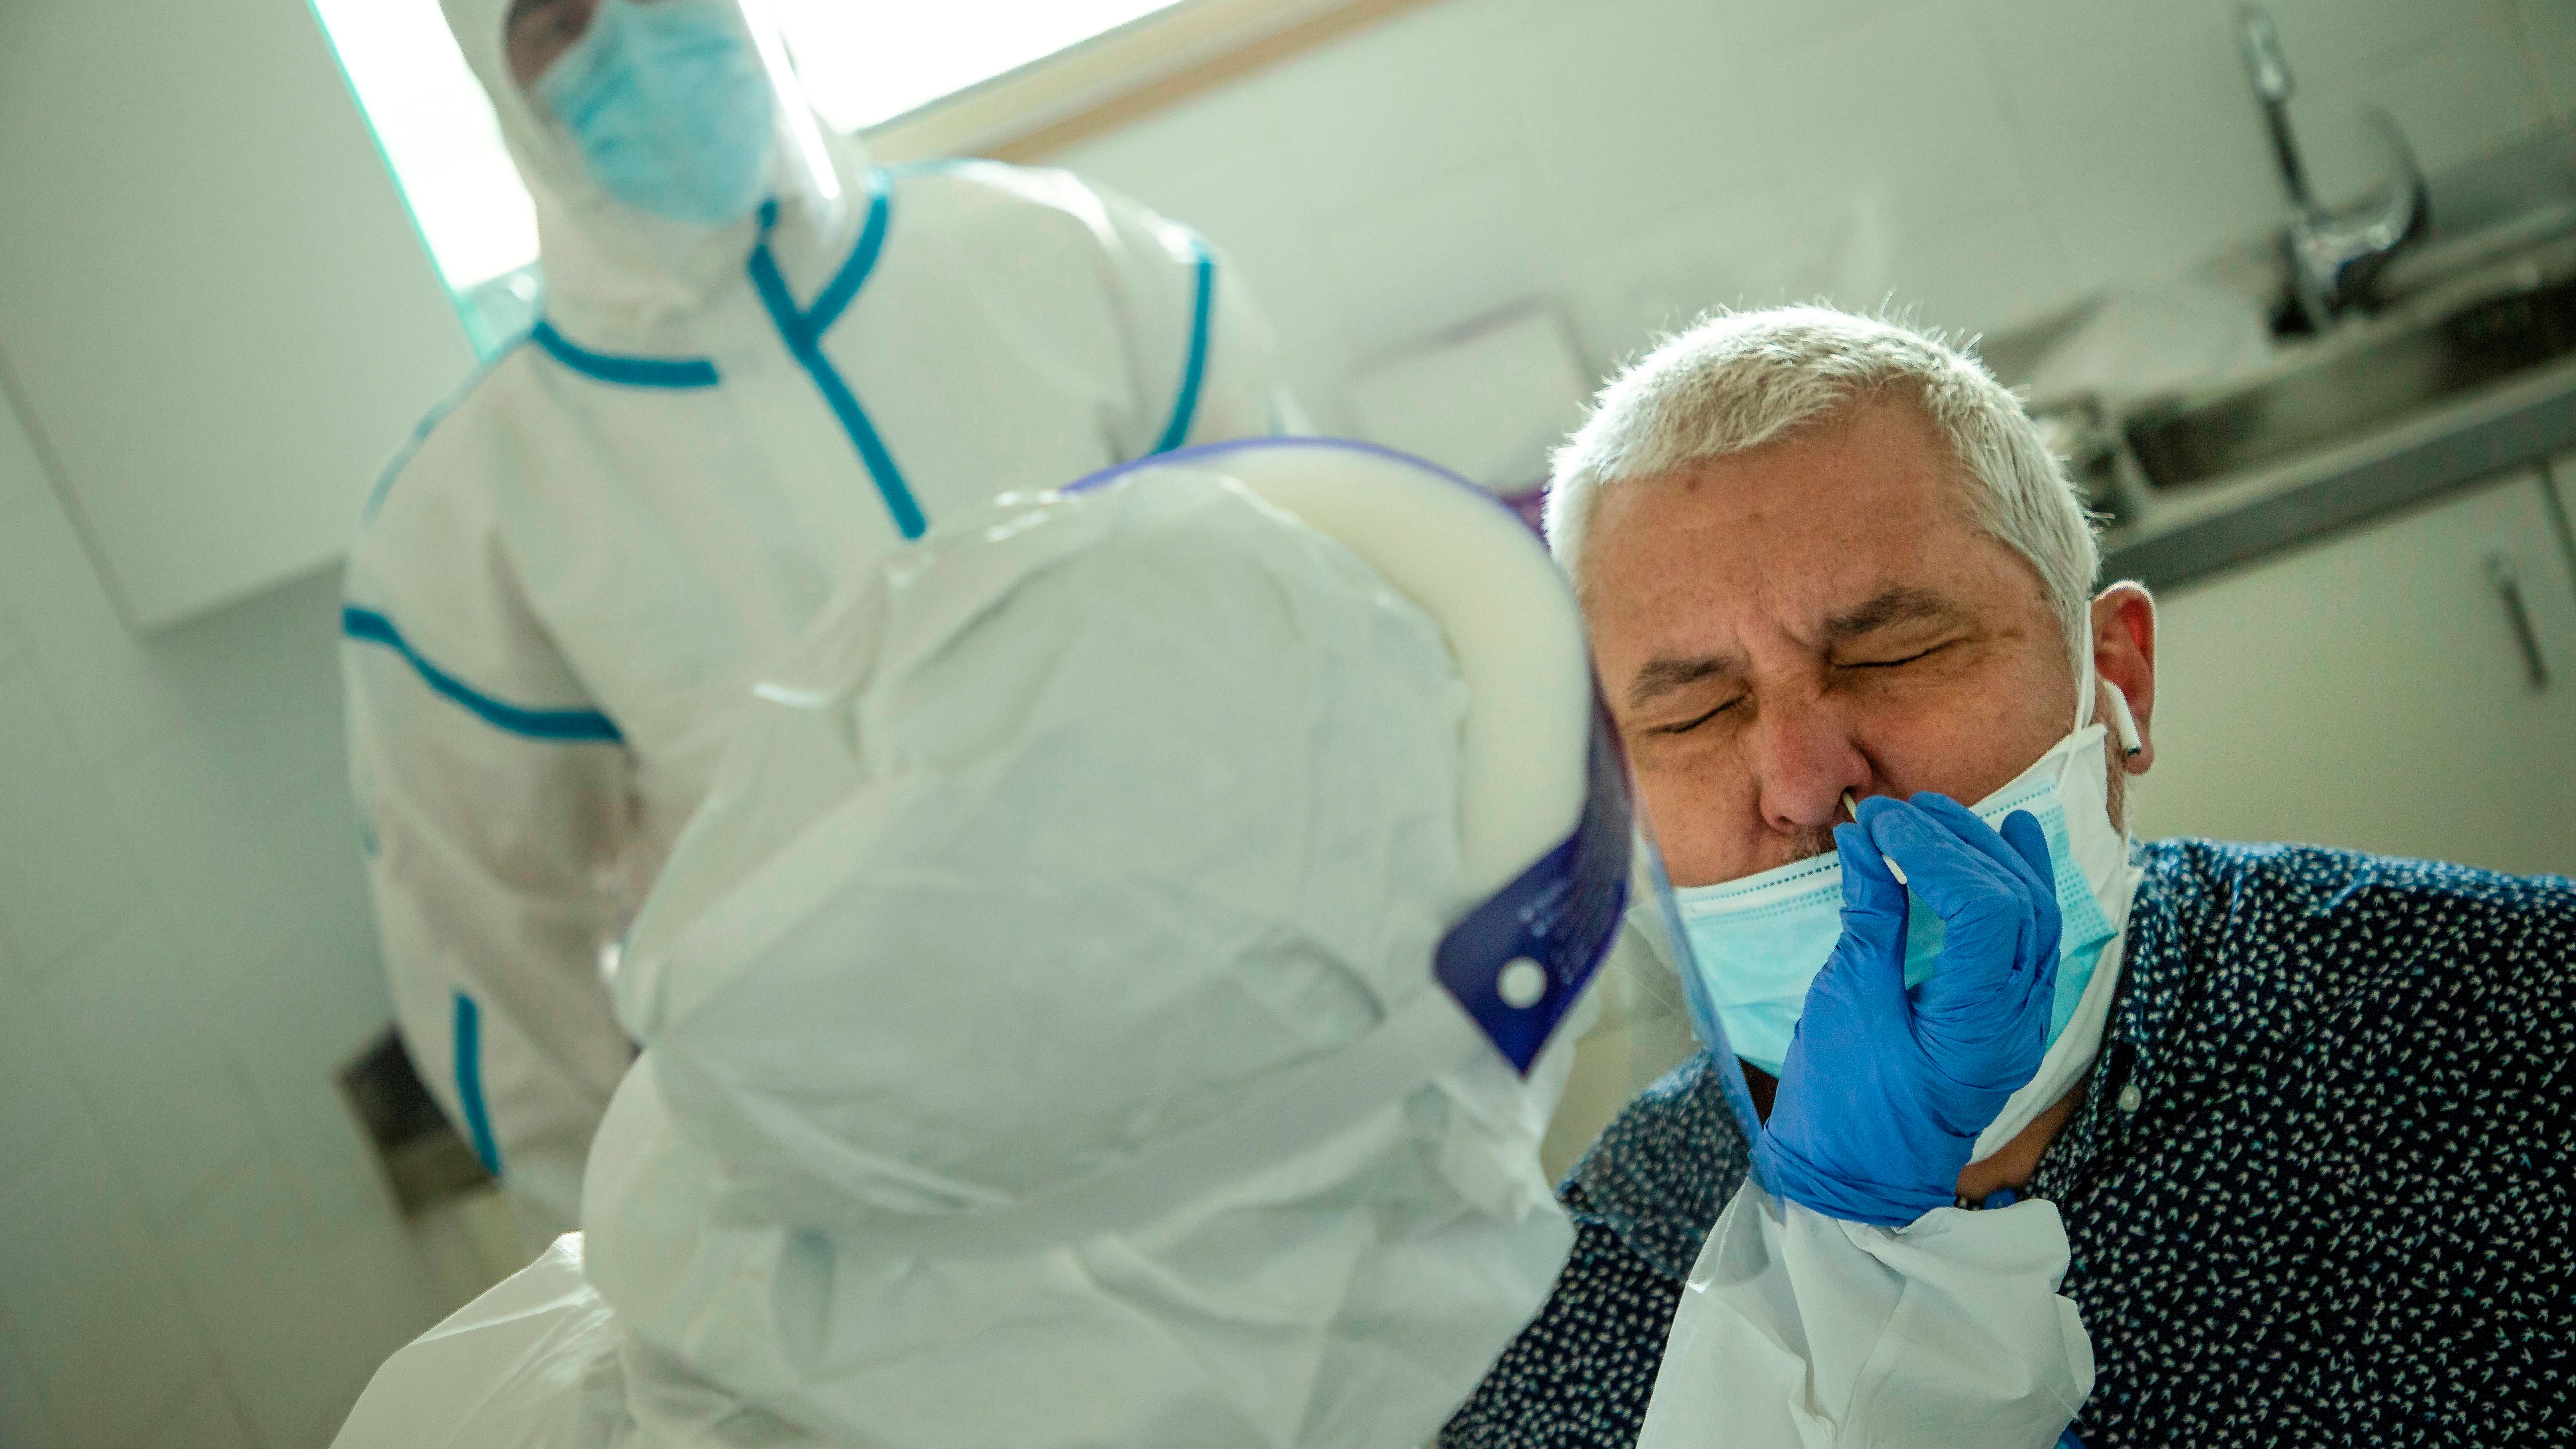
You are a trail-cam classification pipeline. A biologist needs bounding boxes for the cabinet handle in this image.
[2486,554,2550,691]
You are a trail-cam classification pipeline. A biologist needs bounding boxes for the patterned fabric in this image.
[1441,840,2576,1448]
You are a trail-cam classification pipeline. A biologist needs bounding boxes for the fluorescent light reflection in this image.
[771,0,1185,132]
[310,0,1185,295]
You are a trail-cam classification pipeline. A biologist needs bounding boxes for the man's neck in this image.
[1954,1085,2084,1201]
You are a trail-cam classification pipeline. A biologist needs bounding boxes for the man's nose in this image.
[1748,697,1870,838]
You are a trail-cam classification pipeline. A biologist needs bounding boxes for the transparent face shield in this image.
[1632,832,1775,1174]
[514,0,845,236]
[1064,439,1644,1085]
[1069,441,1772,1204]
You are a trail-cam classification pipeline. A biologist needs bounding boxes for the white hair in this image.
[1545,305,2100,666]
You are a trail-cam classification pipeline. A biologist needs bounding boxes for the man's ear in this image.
[2093,583,2157,776]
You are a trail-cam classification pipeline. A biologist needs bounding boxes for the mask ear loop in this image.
[2075,618,2099,733]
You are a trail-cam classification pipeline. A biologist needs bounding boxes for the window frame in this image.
[862,0,1437,163]
[316,0,1439,354]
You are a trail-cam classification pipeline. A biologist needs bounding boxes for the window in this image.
[312,0,1193,350]
[774,1,1189,134]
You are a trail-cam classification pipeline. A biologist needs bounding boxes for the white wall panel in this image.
[0,396,438,1449]
[170,1167,445,1449]
[0,0,474,630]
[43,918,264,1226]
[2524,0,2576,122]
[0,1314,66,1449]
[0,398,190,763]
[1328,162,1557,355]
[135,1382,255,1449]
[0,1128,211,1449]
[1478,0,1777,258]
[1965,0,2285,294]
[1266,2,1521,217]
[1054,0,2572,412]
[0,673,144,972]
[0,943,84,1171]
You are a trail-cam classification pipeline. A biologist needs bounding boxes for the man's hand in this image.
[1752,794,2062,1227]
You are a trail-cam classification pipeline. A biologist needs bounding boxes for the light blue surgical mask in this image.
[537,0,776,229]
[1670,718,2140,1083]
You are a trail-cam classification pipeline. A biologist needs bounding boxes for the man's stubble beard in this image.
[1782,823,1839,869]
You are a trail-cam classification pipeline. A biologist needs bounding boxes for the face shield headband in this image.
[1433,690,1631,1071]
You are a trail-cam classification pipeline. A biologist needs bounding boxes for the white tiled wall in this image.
[0,391,449,1449]
[1,2,2570,1445]
[1053,0,2576,433]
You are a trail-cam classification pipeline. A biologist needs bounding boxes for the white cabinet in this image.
[2140,469,2576,878]
[0,0,476,630]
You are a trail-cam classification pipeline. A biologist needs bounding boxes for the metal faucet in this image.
[2240,3,2427,330]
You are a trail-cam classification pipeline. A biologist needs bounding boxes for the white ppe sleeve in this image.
[1637,1182,2093,1449]
[1084,179,1300,452]
[330,1236,628,1449]
[344,544,638,1249]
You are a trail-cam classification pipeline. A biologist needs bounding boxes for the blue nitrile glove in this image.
[1752,793,2063,1226]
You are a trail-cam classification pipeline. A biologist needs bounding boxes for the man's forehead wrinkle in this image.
[1587,401,1987,705]
[1824,585,1962,640]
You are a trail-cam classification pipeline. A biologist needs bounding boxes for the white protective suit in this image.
[342,0,1288,1241]
[333,441,2093,1449]
[336,442,1618,1448]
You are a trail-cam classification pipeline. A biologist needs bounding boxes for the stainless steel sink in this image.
[2124,277,2576,491]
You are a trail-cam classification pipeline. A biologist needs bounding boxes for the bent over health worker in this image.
[341,0,1293,1244]
[331,441,2091,1449]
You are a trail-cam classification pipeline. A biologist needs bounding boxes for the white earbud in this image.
[2101,682,2144,757]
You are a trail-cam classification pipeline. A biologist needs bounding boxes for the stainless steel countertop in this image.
[2098,353,2576,593]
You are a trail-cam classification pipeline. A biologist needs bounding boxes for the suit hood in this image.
[438,0,871,339]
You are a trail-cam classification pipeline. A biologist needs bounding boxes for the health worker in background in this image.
[342,0,1294,1245]
[331,440,2090,1449]
[1442,307,2576,1449]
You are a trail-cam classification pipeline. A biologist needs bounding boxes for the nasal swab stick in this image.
[1843,790,1909,885]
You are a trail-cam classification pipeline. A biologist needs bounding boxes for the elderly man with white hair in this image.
[1441,306,2576,1449]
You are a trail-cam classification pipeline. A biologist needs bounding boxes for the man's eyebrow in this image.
[1823,586,1961,641]
[1626,652,1743,710]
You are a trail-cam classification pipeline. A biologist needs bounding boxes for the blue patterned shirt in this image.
[1441,840,2576,1448]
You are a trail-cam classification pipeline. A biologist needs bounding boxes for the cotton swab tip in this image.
[1842,791,1908,885]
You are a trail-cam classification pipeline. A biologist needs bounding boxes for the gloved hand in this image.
[1753,793,2062,1227]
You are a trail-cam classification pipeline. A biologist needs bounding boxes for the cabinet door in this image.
[0,0,475,629]
[2140,470,2576,878]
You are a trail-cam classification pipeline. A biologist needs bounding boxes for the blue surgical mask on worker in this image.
[537,0,776,229]
[1670,663,2146,1084]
